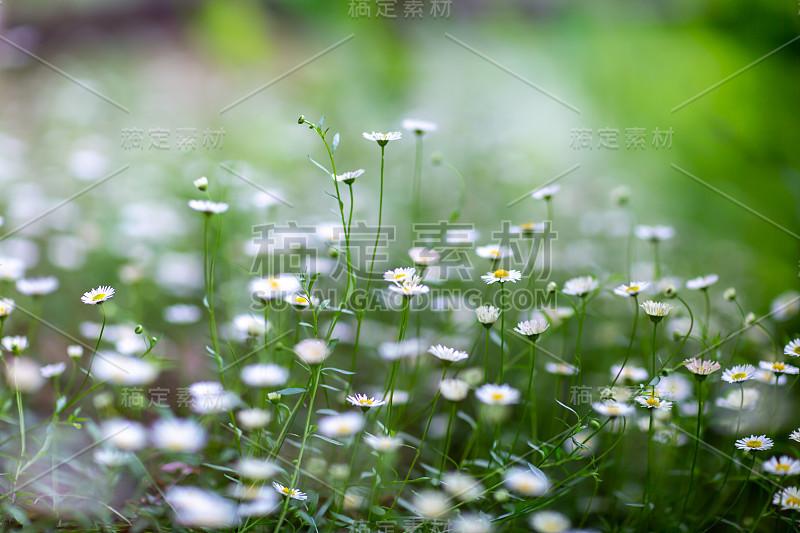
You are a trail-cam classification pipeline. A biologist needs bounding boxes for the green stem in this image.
[499,284,507,382]
[611,296,639,387]
[365,145,386,296]
[680,379,704,523]
[438,402,457,480]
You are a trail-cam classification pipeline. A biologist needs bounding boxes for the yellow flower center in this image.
[786,496,800,507]
[493,269,508,279]
[364,399,373,404]
[646,397,659,407]
[269,279,280,289]
[490,392,504,401]
[628,286,640,292]
[795,346,800,355]
[282,487,290,494]
[773,363,785,371]
[295,297,308,304]
[607,406,619,414]
[776,463,791,473]
[394,273,405,279]
[92,293,106,301]
[731,372,747,380]
[746,440,762,448]
[489,250,500,258]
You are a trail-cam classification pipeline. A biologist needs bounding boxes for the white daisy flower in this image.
[531,184,561,200]
[40,362,66,378]
[634,394,673,411]
[284,293,319,308]
[234,458,277,480]
[187,199,229,214]
[613,281,649,298]
[686,274,719,290]
[563,276,599,296]
[166,486,237,528]
[91,352,158,386]
[249,275,301,301]
[476,245,511,260]
[402,119,437,134]
[513,319,549,338]
[481,269,522,285]
[16,276,59,296]
[721,364,757,383]
[429,344,469,363]
[334,169,365,184]
[346,394,386,409]
[476,305,501,326]
[784,339,800,357]
[592,401,634,418]
[684,357,721,376]
[0,298,14,317]
[475,383,520,405]
[408,247,440,266]
[772,291,800,321]
[610,364,648,382]
[790,429,800,443]
[753,370,788,385]
[365,433,403,453]
[388,276,430,296]
[362,131,402,145]
[5,358,44,393]
[272,482,307,500]
[716,388,760,410]
[193,176,208,191]
[640,300,673,321]
[318,411,364,438]
[635,225,675,242]
[763,455,800,476]
[1,335,28,353]
[151,418,207,453]
[773,486,800,511]
[735,435,774,452]
[240,364,289,388]
[545,362,578,376]
[384,267,417,284]
[81,285,115,305]
[504,467,548,496]
[759,361,800,374]
[530,510,570,533]
[100,418,147,451]
[452,513,493,533]
[441,472,482,502]
[440,378,470,401]
[293,338,330,365]
[236,408,272,430]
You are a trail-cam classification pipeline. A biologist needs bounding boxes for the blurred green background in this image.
[0,0,798,359]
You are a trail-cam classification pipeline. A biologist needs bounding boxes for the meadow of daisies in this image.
[0,115,799,533]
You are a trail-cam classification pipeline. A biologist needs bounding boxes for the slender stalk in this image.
[510,341,537,459]
[411,133,423,228]
[484,328,490,383]
[365,145,386,297]
[384,298,410,429]
[69,304,106,405]
[681,379,704,523]
[273,365,322,533]
[611,295,639,387]
[575,296,586,387]
[438,402,457,480]
[499,284,507,382]
[390,367,447,509]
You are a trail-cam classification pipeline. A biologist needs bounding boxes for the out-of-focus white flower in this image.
[2,335,28,353]
[234,458,277,480]
[772,486,800,511]
[318,412,364,438]
[16,276,59,296]
[240,364,288,388]
[67,345,84,359]
[476,384,519,405]
[187,199,229,214]
[530,510,570,533]
[365,433,403,453]
[166,486,237,527]
[592,401,634,418]
[784,339,800,357]
[635,225,675,242]
[5,357,44,392]
[91,352,158,386]
[0,298,14,317]
[101,418,147,451]
[378,338,425,360]
[531,184,561,200]
[655,373,692,401]
[563,276,598,296]
[232,315,268,339]
[362,131,402,145]
[402,119,437,134]
[411,490,450,519]
[613,281,649,297]
[0,257,25,281]
[545,362,578,375]
[409,247,440,266]
[610,364,648,382]
[163,304,202,324]
[249,275,301,301]
[388,275,430,296]
[151,418,207,453]
[40,362,66,378]
[94,448,133,467]
[771,291,800,322]
[452,513,493,533]
[476,245,511,260]
[189,381,239,414]
[686,274,719,290]
[763,456,800,476]
[716,388,760,410]
[759,360,800,375]
[440,378,470,401]
[442,472,482,501]
[293,338,330,365]
[504,468,548,496]
[237,408,272,430]
[193,176,208,191]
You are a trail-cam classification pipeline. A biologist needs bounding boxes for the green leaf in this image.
[317,115,326,130]
[308,155,331,176]
[332,132,340,153]
[370,505,386,516]
[201,463,239,475]
[277,387,306,395]
[310,433,343,446]
[322,367,355,375]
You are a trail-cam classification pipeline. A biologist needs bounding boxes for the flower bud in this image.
[297,115,305,124]
[724,288,736,301]
[663,286,677,299]
[193,177,208,191]
[546,282,558,293]
[134,325,144,334]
